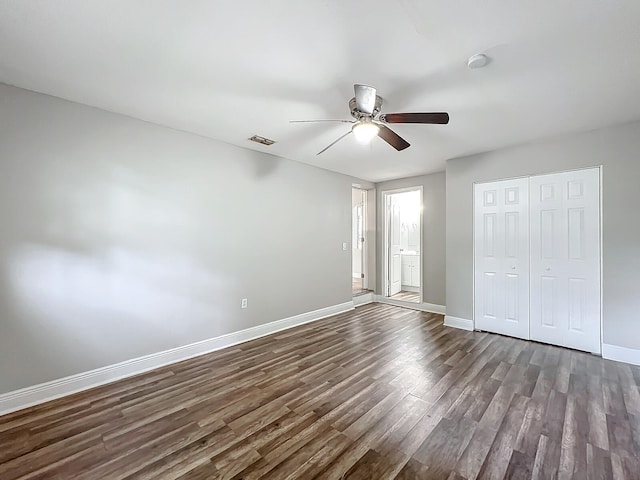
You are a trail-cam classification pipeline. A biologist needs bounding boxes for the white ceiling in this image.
[1,1,640,182]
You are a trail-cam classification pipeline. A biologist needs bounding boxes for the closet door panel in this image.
[474,178,530,339]
[529,168,600,353]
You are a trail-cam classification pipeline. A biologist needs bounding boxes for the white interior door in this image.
[529,168,601,353]
[389,197,402,296]
[474,178,530,339]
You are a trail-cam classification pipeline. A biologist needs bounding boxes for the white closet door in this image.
[474,178,530,339]
[530,168,601,353]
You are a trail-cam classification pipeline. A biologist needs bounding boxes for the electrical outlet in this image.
[241,298,248,309]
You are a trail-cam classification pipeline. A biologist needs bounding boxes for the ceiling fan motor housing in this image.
[349,95,383,120]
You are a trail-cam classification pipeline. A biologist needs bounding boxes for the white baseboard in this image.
[419,302,446,315]
[602,343,640,366]
[0,301,354,417]
[353,292,374,306]
[444,315,474,331]
[374,295,446,315]
[400,285,420,293]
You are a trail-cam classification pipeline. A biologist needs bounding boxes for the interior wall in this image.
[376,172,446,306]
[0,83,359,394]
[446,120,640,351]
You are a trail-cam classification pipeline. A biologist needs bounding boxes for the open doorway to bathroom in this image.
[352,187,369,297]
[383,187,422,304]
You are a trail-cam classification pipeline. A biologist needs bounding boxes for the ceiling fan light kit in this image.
[291,84,449,155]
[352,122,380,143]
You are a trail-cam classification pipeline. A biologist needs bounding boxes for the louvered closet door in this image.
[474,178,530,339]
[529,168,601,353]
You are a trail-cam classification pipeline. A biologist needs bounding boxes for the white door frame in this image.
[382,186,423,303]
[352,187,368,290]
[472,166,603,353]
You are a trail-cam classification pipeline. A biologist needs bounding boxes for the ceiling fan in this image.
[291,84,449,155]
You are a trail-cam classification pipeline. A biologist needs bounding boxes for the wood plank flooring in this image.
[1,303,639,479]
[351,278,370,297]
[391,290,421,303]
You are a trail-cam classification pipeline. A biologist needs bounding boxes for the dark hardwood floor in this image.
[1,303,639,479]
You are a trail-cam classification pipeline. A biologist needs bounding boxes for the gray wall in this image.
[0,83,358,394]
[446,121,640,350]
[376,172,446,306]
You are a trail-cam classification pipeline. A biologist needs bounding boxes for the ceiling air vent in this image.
[248,135,276,146]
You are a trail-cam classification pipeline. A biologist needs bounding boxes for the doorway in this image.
[352,187,369,297]
[383,187,422,304]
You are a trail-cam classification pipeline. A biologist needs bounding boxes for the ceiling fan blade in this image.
[377,124,410,151]
[354,84,377,115]
[290,119,355,123]
[380,112,450,124]
[317,130,353,155]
